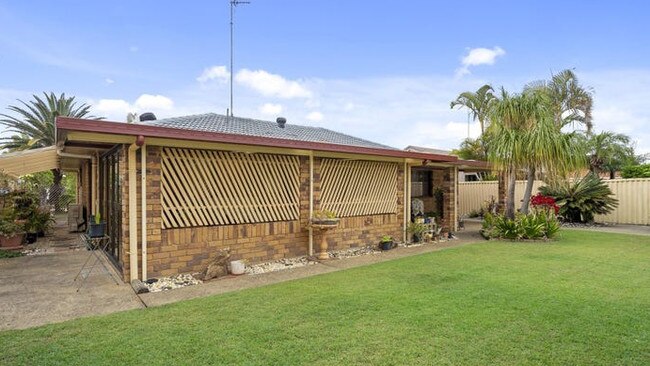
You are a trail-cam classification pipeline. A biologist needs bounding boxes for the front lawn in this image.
[1,230,649,365]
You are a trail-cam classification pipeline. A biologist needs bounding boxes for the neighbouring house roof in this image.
[56,114,488,166]
[405,145,490,170]
[146,113,397,151]
[404,145,453,155]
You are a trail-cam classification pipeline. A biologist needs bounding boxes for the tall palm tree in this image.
[518,70,593,212]
[525,69,593,132]
[487,90,583,219]
[0,92,102,209]
[586,131,635,179]
[450,84,496,137]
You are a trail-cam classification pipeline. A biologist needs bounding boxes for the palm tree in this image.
[518,70,593,212]
[525,69,593,132]
[487,90,583,219]
[0,92,102,210]
[586,131,636,179]
[450,84,496,137]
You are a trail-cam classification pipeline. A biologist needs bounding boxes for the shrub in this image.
[482,211,560,240]
[621,164,650,178]
[539,173,618,223]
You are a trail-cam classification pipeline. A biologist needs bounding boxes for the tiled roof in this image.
[145,113,396,150]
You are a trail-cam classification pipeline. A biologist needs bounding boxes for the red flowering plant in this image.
[530,193,559,215]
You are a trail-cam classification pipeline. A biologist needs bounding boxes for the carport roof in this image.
[0,146,59,177]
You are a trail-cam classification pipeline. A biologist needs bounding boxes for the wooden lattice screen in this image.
[161,148,300,228]
[320,159,398,217]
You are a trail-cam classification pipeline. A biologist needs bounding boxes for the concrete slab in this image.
[0,250,144,331]
[568,223,650,236]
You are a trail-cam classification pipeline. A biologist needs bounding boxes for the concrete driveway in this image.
[0,250,143,331]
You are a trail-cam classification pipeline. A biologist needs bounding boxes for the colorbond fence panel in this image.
[161,148,300,228]
[596,179,650,225]
[459,178,650,225]
[320,159,398,217]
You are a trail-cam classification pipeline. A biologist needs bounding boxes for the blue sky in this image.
[0,0,648,153]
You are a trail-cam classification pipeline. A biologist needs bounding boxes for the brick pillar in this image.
[119,145,131,281]
[145,147,163,278]
[442,167,457,231]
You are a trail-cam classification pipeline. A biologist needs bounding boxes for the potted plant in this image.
[35,208,54,237]
[311,209,339,226]
[407,222,428,243]
[0,218,24,249]
[379,235,394,250]
[88,212,106,238]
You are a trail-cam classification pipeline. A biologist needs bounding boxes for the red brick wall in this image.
[117,147,405,280]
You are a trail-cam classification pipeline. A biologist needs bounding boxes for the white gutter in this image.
[57,151,93,160]
[128,143,140,281]
[141,144,148,280]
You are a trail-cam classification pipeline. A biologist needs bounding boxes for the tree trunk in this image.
[505,167,517,220]
[609,170,615,179]
[520,166,536,214]
[49,169,64,213]
[497,171,507,214]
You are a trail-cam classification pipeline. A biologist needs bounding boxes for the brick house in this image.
[55,113,486,282]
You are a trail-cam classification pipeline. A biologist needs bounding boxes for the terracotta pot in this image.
[0,234,24,248]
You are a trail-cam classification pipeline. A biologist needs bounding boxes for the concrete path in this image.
[567,223,650,236]
[0,250,144,331]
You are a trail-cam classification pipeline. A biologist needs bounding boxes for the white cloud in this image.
[197,65,230,83]
[90,94,175,121]
[235,69,312,99]
[134,94,174,110]
[306,111,324,122]
[259,103,283,116]
[104,78,114,85]
[93,99,132,119]
[456,46,506,77]
[15,66,642,156]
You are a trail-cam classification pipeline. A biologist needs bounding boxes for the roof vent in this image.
[276,117,287,129]
[139,112,157,122]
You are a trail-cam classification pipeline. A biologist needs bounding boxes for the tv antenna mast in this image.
[230,0,250,117]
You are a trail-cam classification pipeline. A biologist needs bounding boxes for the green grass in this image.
[0,249,23,258]
[1,230,649,365]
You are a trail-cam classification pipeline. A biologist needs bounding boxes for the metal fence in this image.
[459,178,650,225]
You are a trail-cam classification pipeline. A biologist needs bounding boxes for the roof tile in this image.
[145,113,397,150]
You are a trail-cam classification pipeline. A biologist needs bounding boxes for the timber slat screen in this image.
[161,148,300,228]
[320,159,398,217]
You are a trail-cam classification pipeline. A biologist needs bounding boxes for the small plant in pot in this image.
[311,210,339,226]
[406,222,428,243]
[379,235,394,250]
[34,208,54,237]
[0,218,25,249]
[88,212,106,238]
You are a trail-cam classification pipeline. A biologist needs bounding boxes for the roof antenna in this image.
[230,0,250,118]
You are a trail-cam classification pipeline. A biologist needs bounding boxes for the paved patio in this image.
[0,249,144,331]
